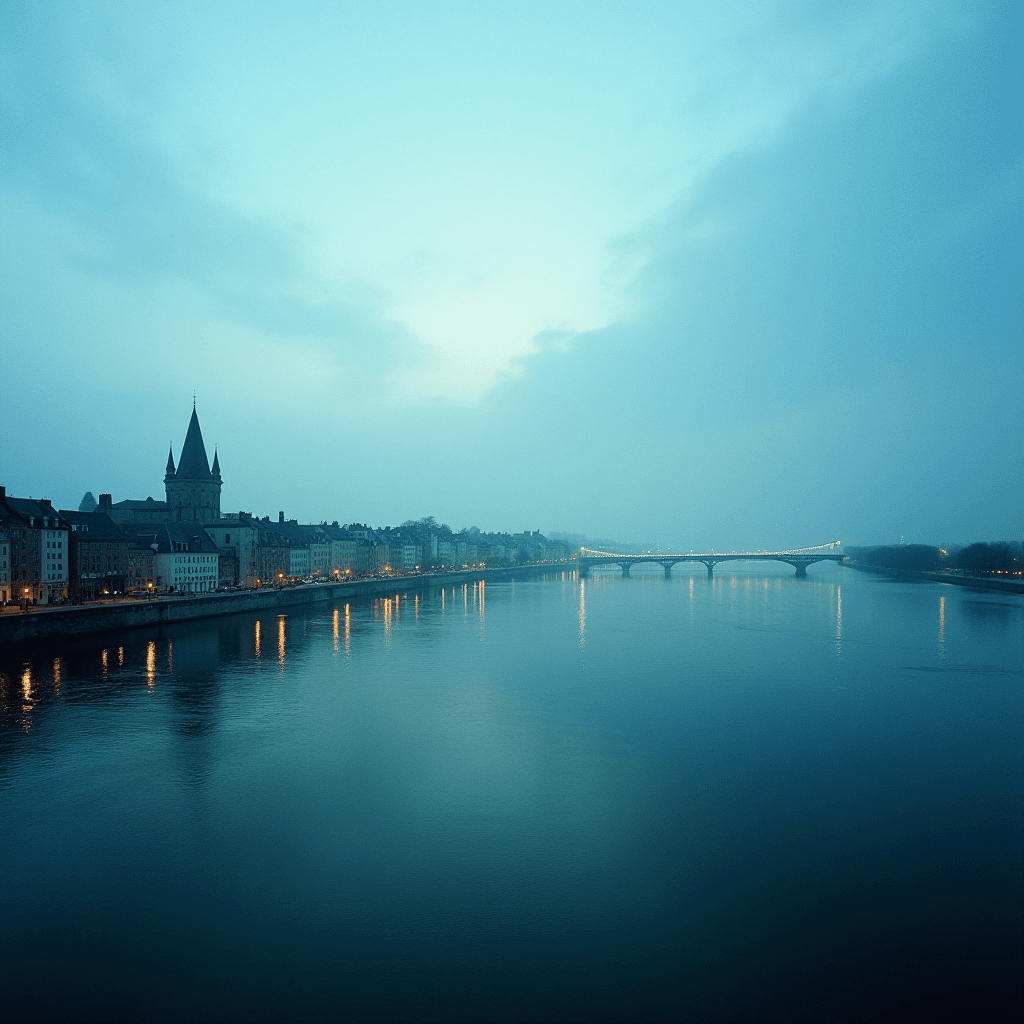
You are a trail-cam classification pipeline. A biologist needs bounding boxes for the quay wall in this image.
[0,563,575,647]
[844,561,1024,594]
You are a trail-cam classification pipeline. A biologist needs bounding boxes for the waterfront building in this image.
[255,524,291,587]
[355,539,374,573]
[122,523,220,593]
[0,524,8,604]
[299,524,332,577]
[373,541,392,571]
[0,487,69,604]
[319,522,358,575]
[161,524,220,593]
[126,539,156,593]
[59,509,132,600]
[274,517,312,579]
[204,513,264,587]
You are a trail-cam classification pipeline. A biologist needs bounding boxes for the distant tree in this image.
[851,544,942,572]
[953,542,1015,575]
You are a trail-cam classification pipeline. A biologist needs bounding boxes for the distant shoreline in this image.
[844,561,1024,595]
[0,562,574,648]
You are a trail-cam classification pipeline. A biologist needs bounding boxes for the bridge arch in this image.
[577,544,843,578]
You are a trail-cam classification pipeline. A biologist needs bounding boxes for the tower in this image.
[163,405,222,523]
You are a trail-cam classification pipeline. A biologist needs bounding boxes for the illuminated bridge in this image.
[578,542,845,578]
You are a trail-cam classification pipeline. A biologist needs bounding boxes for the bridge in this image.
[578,542,845,578]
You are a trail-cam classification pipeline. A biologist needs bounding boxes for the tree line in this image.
[846,542,1022,575]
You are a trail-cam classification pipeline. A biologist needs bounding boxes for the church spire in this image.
[175,405,212,479]
[165,444,176,477]
[211,447,221,480]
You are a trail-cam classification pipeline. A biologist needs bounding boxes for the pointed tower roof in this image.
[165,444,176,476]
[175,406,212,479]
[211,448,221,480]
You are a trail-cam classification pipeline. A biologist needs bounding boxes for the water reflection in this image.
[1,570,1020,1023]
[2,571,1015,789]
[578,578,586,652]
[836,584,843,658]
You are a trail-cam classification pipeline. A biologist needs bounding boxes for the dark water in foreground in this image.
[1,566,1021,1022]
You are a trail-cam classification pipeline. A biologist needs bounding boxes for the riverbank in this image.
[844,560,1024,594]
[0,562,575,647]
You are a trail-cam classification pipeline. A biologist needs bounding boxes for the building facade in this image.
[160,526,220,593]
[59,509,131,600]
[0,524,9,604]
[0,488,69,603]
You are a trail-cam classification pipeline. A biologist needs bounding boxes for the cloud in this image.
[1,1,1018,547]
[0,5,427,392]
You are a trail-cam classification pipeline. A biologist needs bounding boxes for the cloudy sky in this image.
[1,1,1020,548]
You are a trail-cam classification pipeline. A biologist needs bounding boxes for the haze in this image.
[2,1,1020,550]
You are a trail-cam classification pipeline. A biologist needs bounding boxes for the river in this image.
[2,565,1021,1021]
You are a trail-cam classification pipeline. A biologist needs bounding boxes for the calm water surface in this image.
[2,566,1022,1021]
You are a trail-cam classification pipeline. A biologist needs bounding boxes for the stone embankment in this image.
[844,561,1024,594]
[0,562,575,647]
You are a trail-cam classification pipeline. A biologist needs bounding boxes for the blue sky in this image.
[1,1,1020,548]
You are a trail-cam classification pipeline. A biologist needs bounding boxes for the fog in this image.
[2,1,1020,549]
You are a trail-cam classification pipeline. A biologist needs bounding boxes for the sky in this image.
[1,0,1021,549]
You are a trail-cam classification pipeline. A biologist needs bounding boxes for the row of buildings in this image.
[1,405,569,605]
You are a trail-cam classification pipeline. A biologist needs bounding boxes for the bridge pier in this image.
[702,560,716,577]
[621,563,631,578]
[578,561,591,578]
[788,559,813,577]
[661,562,674,577]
